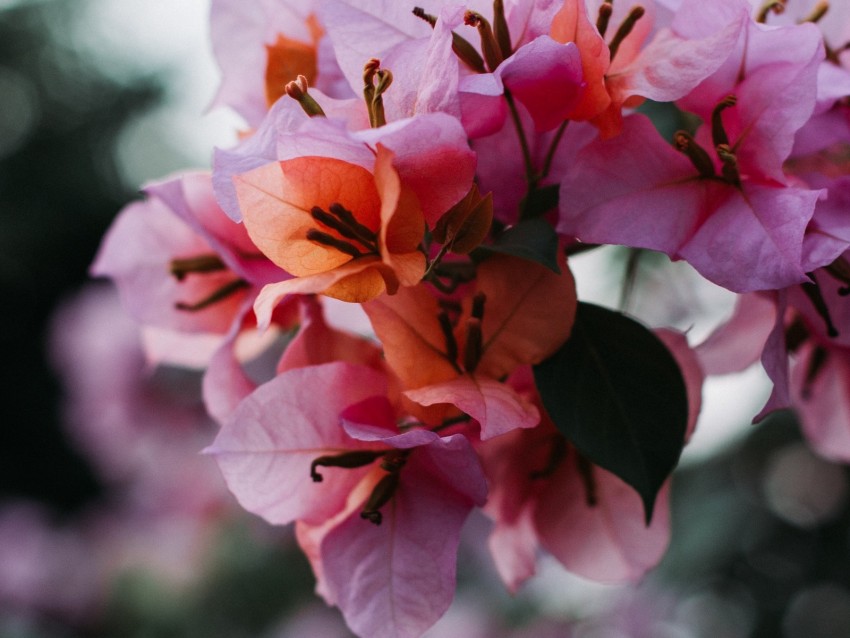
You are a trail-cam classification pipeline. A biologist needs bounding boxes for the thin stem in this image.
[540,120,569,181]
[503,89,535,183]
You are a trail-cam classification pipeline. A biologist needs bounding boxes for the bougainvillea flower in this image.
[206,361,487,637]
[210,0,352,126]
[364,253,577,435]
[91,172,280,336]
[319,1,468,123]
[558,113,829,292]
[674,4,823,183]
[241,144,426,308]
[214,109,475,227]
[548,0,709,136]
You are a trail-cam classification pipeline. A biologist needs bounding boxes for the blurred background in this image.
[2,0,850,636]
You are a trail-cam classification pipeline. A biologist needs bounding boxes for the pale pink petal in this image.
[139,327,224,368]
[675,11,824,182]
[535,454,671,583]
[792,109,850,157]
[754,290,791,421]
[319,433,485,638]
[203,341,258,425]
[487,504,539,594]
[678,184,818,292]
[379,6,462,120]
[91,197,251,334]
[340,397,442,448]
[558,114,707,256]
[146,172,285,286]
[210,0,313,126]
[696,293,776,375]
[317,0,434,95]
[610,12,745,104]
[801,180,850,277]
[792,343,850,463]
[205,362,387,525]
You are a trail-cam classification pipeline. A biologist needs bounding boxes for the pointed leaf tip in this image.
[533,302,688,523]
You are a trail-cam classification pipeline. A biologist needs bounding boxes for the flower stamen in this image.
[608,5,645,63]
[596,2,614,39]
[756,0,786,23]
[169,254,227,281]
[711,95,737,149]
[174,278,249,312]
[310,450,385,482]
[306,229,369,258]
[310,204,379,253]
[801,1,829,24]
[675,131,716,179]
[801,276,840,337]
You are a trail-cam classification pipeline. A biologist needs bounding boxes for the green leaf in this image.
[533,302,688,523]
[473,217,560,273]
[520,183,559,219]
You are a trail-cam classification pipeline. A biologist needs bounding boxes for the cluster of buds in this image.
[92,0,850,636]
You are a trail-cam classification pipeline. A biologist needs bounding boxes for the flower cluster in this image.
[92,0,850,636]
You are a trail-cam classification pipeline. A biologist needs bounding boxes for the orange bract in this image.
[236,147,426,304]
[264,15,323,106]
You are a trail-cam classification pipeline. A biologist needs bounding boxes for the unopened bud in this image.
[465,10,503,72]
[285,75,325,117]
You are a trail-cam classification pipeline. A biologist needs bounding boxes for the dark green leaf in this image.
[533,302,688,523]
[520,183,559,219]
[473,217,560,273]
